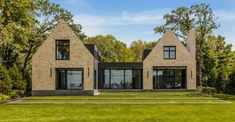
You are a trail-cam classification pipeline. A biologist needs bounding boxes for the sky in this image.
[51,0,235,49]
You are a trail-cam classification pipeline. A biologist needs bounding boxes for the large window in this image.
[102,69,142,89]
[56,69,83,90]
[163,46,176,59]
[56,40,70,60]
[153,69,186,89]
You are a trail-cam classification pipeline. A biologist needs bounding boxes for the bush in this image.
[200,87,217,95]
[0,94,10,104]
[8,65,26,96]
[224,72,235,94]
[0,65,12,95]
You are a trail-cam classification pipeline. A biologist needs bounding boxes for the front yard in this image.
[0,92,235,122]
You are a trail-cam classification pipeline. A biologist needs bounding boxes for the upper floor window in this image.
[56,40,70,60]
[163,46,176,59]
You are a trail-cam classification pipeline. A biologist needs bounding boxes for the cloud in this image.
[74,9,169,38]
[215,10,235,22]
[74,8,235,50]
[74,9,169,26]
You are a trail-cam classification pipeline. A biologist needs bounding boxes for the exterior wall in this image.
[143,31,196,90]
[94,59,99,89]
[32,20,95,92]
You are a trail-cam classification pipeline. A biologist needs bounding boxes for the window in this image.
[56,69,83,90]
[56,40,70,60]
[102,69,142,89]
[153,69,186,89]
[163,46,176,59]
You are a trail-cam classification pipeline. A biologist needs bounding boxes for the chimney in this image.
[187,30,196,59]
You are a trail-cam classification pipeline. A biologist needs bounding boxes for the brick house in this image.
[32,20,196,95]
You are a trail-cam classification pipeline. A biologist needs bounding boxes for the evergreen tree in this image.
[0,65,12,94]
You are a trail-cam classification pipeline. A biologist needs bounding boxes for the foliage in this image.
[130,40,158,61]
[225,61,235,94]
[203,35,234,92]
[85,35,133,62]
[0,94,10,104]
[199,87,217,95]
[0,65,12,95]
[8,65,26,96]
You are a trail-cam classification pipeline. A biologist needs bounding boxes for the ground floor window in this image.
[102,69,142,89]
[56,69,83,90]
[153,69,186,89]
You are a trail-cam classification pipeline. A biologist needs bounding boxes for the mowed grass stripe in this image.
[22,97,220,100]
[7,101,232,105]
[14,99,225,103]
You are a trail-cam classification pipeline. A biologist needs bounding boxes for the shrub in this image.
[0,65,12,95]
[200,87,217,95]
[225,74,235,94]
[0,94,10,104]
[8,65,26,96]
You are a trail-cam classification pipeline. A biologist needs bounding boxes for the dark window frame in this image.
[153,68,186,89]
[101,69,143,89]
[56,40,70,60]
[55,68,84,90]
[163,46,176,59]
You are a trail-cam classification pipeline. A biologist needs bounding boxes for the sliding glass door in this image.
[153,69,186,89]
[102,69,142,89]
[56,69,83,90]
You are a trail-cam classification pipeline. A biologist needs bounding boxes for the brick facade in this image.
[143,31,196,90]
[32,20,96,93]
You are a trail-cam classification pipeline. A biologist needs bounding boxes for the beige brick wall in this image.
[143,31,196,90]
[32,20,95,91]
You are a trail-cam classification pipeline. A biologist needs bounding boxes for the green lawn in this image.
[0,92,235,122]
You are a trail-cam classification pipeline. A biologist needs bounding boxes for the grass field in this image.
[0,92,235,122]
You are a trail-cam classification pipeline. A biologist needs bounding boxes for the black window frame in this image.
[101,69,143,89]
[163,46,176,59]
[153,68,186,89]
[56,68,84,90]
[56,40,70,60]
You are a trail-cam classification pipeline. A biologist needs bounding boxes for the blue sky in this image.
[51,0,235,49]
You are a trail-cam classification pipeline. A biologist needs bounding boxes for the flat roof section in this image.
[98,62,143,69]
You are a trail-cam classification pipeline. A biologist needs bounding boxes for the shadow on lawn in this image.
[213,94,235,100]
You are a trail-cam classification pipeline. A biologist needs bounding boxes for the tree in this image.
[85,35,133,62]
[0,65,12,95]
[130,40,146,61]
[203,35,234,92]
[0,0,36,68]
[154,3,219,86]
[130,40,158,61]
[8,65,26,96]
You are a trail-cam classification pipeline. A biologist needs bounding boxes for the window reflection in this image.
[102,69,142,89]
[153,69,185,89]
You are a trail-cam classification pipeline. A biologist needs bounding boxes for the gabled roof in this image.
[143,30,194,62]
[33,19,95,59]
